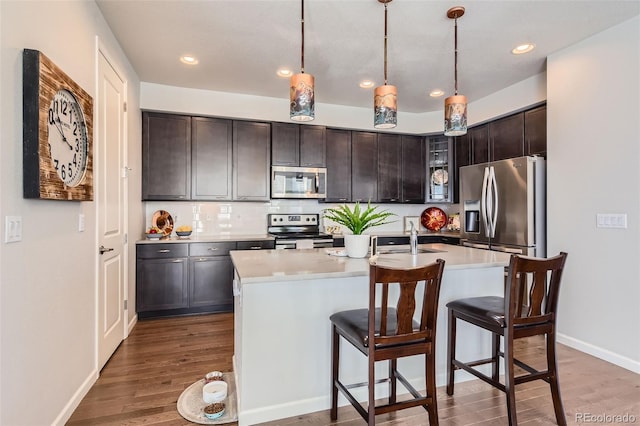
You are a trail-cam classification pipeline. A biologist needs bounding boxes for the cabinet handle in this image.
[208,247,219,251]
[249,246,262,249]
[157,249,171,253]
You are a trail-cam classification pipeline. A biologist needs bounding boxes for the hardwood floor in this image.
[68,313,639,425]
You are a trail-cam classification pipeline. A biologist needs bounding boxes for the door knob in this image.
[99,245,114,255]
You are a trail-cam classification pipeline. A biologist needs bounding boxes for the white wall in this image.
[0,1,142,424]
[547,16,640,371]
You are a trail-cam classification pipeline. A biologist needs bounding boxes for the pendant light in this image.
[444,6,467,136]
[374,0,397,129]
[290,0,315,121]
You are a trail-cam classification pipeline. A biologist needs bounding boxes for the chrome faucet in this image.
[410,222,418,255]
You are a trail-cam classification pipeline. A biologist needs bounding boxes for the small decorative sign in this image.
[404,216,421,232]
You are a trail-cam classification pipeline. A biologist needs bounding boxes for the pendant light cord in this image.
[301,0,305,74]
[453,13,458,95]
[383,2,388,85]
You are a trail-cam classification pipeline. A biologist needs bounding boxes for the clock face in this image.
[47,89,88,187]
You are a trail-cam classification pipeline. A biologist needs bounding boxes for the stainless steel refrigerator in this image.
[459,156,546,257]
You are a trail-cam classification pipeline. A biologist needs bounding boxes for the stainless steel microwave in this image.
[271,166,327,199]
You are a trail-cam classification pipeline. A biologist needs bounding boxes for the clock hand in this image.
[54,114,73,150]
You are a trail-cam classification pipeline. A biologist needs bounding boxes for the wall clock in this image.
[23,49,94,200]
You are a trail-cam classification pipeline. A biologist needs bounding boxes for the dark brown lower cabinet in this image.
[136,240,274,319]
[136,244,189,317]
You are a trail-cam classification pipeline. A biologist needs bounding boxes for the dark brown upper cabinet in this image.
[142,112,191,200]
[271,122,300,166]
[490,113,525,161]
[232,120,271,201]
[377,133,402,203]
[324,128,352,202]
[272,123,326,167]
[300,125,326,167]
[351,131,378,203]
[191,117,233,200]
[525,105,547,157]
[470,124,489,164]
[401,135,425,203]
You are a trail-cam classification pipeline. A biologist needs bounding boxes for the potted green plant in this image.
[323,202,396,258]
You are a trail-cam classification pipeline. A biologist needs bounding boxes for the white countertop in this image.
[136,233,274,244]
[230,244,511,284]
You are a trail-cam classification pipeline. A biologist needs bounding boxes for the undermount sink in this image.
[377,247,444,254]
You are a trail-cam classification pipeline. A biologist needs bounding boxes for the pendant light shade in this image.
[444,6,467,136]
[290,0,315,121]
[374,0,397,129]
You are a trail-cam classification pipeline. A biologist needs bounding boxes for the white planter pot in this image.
[344,234,370,258]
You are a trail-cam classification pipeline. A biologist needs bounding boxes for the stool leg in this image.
[368,349,376,425]
[446,309,456,395]
[491,332,500,383]
[389,358,397,404]
[504,331,517,426]
[426,351,439,425]
[330,325,339,420]
[547,331,567,426]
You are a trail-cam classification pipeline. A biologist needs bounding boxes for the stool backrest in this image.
[368,259,445,348]
[505,252,568,327]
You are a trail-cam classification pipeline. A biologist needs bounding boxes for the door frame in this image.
[95,36,130,370]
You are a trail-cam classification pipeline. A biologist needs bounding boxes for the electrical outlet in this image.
[78,213,85,232]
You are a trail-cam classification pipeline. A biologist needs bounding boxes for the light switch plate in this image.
[5,216,22,243]
[596,213,627,228]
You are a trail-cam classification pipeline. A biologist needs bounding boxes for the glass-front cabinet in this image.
[426,136,453,203]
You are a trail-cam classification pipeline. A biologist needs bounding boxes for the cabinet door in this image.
[271,122,300,166]
[470,124,489,164]
[352,131,378,202]
[525,105,547,157]
[192,117,232,200]
[325,128,352,202]
[377,133,402,203]
[237,240,276,250]
[300,125,326,167]
[401,135,425,203]
[490,113,524,161]
[142,112,191,200]
[454,133,471,203]
[189,256,234,310]
[136,257,188,311]
[233,121,271,201]
[426,136,453,203]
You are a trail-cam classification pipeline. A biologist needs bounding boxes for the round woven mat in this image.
[177,372,238,424]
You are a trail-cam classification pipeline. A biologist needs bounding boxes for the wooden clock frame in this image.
[23,49,94,201]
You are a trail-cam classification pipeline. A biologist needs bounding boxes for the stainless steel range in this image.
[268,214,334,249]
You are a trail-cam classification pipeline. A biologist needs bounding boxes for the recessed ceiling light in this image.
[359,80,375,89]
[277,68,293,77]
[430,89,445,97]
[180,55,199,65]
[512,43,536,55]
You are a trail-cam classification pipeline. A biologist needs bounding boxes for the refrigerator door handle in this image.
[489,166,498,238]
[481,167,491,237]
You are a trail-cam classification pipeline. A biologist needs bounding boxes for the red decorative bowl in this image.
[421,207,448,232]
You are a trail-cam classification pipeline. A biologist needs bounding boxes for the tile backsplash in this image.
[144,200,459,237]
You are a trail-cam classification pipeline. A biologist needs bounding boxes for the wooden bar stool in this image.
[446,252,568,425]
[330,259,446,425]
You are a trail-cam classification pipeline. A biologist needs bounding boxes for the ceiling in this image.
[96,0,639,114]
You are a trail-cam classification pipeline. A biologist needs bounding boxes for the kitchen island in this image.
[230,244,511,426]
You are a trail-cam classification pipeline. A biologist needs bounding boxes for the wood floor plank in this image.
[68,313,640,425]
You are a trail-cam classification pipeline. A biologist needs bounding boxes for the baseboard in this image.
[52,368,99,426]
[127,313,138,336]
[557,333,640,374]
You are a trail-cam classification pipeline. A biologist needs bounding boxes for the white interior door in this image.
[97,49,127,370]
